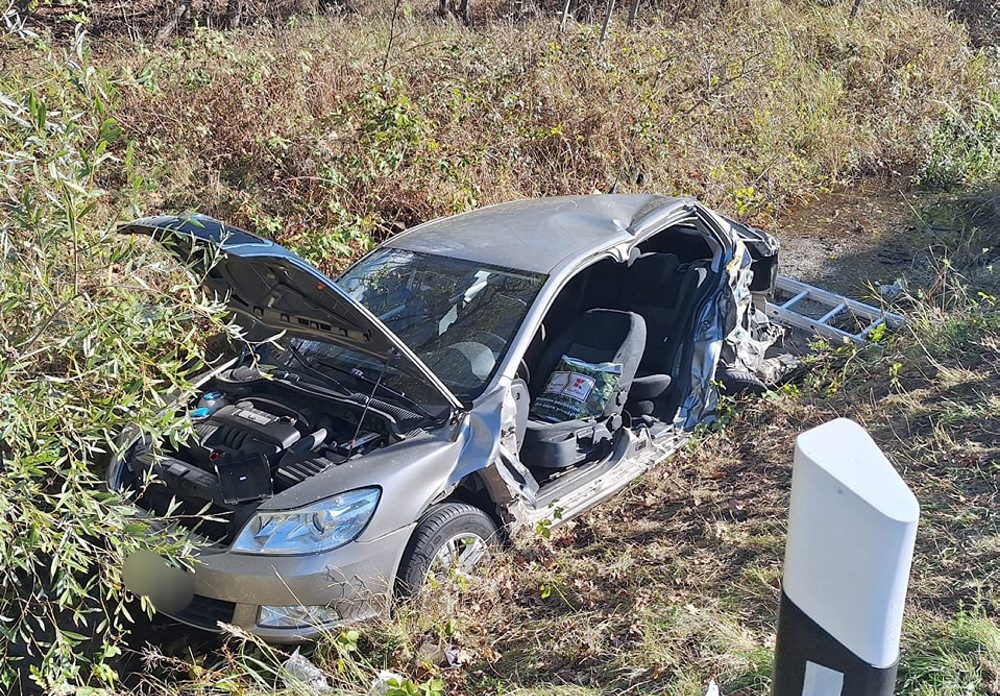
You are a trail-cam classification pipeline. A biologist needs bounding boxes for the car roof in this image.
[388,194,690,274]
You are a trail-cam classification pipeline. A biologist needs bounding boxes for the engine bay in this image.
[120,365,399,542]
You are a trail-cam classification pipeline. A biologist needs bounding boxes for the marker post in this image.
[772,419,920,696]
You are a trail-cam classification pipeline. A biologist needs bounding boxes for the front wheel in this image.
[719,367,769,395]
[396,502,497,596]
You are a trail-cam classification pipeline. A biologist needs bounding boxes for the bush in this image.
[921,76,1000,188]
[0,27,231,690]
[94,0,990,270]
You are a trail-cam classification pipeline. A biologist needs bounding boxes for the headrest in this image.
[629,252,680,283]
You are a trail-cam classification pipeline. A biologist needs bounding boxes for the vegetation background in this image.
[0,0,997,693]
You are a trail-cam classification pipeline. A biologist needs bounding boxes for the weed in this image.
[921,73,1000,188]
[0,28,233,690]
[2,1,999,692]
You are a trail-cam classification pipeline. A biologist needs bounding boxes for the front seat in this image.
[520,309,646,470]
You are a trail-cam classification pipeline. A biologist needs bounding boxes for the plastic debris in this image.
[877,279,907,301]
[281,647,332,693]
[445,646,474,667]
[368,670,407,696]
[705,679,720,696]
[416,635,448,665]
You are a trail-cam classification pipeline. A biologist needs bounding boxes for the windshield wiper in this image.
[281,344,354,396]
[312,356,440,421]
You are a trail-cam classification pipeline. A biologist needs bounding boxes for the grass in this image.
[77,0,989,273]
[1,0,999,692]
[126,193,1000,694]
[899,609,1000,694]
[922,78,1000,188]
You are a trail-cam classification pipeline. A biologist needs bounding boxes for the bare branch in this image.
[600,0,616,43]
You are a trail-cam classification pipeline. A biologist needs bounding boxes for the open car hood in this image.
[122,214,464,413]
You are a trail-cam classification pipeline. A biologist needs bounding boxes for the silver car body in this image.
[111,195,780,641]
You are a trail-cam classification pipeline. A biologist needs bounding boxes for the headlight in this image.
[231,488,380,555]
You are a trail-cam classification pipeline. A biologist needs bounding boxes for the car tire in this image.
[396,502,498,596]
[720,367,769,395]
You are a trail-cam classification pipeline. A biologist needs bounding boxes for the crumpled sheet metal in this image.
[675,238,787,428]
[675,290,725,430]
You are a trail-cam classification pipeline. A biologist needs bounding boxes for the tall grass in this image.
[1,0,998,691]
[96,0,991,271]
[0,25,232,690]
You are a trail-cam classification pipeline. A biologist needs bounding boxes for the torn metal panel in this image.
[676,296,725,429]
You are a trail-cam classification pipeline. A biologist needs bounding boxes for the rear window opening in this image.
[636,222,714,262]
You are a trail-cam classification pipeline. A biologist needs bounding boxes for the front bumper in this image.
[162,523,415,643]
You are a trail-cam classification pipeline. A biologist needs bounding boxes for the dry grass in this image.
[4,1,998,692]
[73,0,988,274]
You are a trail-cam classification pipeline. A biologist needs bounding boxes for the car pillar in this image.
[771,418,919,696]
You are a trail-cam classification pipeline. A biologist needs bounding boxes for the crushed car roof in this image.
[390,195,690,273]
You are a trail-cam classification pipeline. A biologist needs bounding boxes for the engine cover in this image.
[189,402,302,467]
[210,403,302,449]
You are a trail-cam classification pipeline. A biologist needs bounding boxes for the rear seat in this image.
[618,252,710,416]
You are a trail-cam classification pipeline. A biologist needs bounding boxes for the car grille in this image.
[170,594,236,630]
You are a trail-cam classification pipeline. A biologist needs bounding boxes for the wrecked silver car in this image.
[109,195,784,641]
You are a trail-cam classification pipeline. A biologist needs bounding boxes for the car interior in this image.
[520,308,647,470]
[516,223,717,480]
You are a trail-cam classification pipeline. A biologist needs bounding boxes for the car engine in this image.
[119,365,393,542]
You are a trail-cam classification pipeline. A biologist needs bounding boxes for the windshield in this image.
[290,248,545,404]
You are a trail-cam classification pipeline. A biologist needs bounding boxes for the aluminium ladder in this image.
[766,276,904,345]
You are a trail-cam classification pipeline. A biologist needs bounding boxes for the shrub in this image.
[0,28,231,690]
[100,0,991,266]
[921,77,1000,188]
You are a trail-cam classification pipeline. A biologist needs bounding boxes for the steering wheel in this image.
[465,330,507,355]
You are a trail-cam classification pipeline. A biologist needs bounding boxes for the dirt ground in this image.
[769,176,938,300]
[774,179,1000,312]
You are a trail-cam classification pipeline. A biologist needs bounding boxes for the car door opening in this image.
[517,220,721,469]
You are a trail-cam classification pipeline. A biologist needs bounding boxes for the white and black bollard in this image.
[772,418,919,696]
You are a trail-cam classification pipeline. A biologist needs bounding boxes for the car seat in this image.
[520,309,646,470]
[618,252,709,416]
